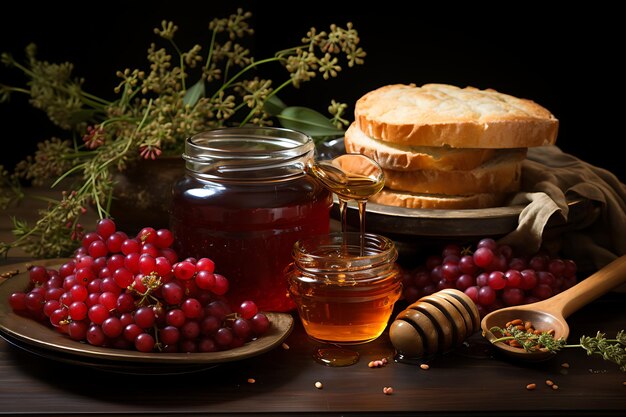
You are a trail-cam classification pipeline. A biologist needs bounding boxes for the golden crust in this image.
[355,84,559,148]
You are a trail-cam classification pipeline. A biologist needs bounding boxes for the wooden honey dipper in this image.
[389,289,480,359]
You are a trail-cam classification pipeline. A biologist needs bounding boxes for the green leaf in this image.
[276,106,344,138]
[263,95,287,116]
[183,79,205,107]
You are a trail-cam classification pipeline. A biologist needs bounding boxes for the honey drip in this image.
[309,154,384,254]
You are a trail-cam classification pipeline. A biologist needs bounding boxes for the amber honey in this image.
[288,233,401,344]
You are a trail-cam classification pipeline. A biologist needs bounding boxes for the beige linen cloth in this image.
[498,145,626,275]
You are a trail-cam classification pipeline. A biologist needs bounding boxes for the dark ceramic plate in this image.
[0,260,294,374]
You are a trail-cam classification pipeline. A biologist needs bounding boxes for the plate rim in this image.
[0,260,294,365]
[333,196,590,237]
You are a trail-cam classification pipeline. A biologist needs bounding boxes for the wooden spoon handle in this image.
[544,255,626,318]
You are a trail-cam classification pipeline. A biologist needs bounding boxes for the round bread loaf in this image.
[355,84,559,148]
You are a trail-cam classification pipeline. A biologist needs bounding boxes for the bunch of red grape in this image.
[400,238,578,317]
[8,219,270,353]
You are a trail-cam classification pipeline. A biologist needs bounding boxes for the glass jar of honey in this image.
[170,127,333,312]
[287,232,402,344]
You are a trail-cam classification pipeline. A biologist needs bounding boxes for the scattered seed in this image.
[622,382,626,386]
[420,363,430,370]
[368,358,388,368]
[552,384,559,390]
[0,269,19,279]
[383,386,393,395]
[315,381,323,389]
[281,342,290,350]
[247,378,256,384]
[545,380,554,387]
[561,362,570,368]
[526,383,537,390]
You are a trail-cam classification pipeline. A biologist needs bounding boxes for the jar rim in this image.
[182,127,315,182]
[185,126,313,157]
[292,232,398,271]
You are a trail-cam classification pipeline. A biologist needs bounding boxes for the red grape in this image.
[101,317,123,338]
[173,261,195,281]
[134,333,156,352]
[7,219,271,355]
[478,286,496,306]
[504,269,522,288]
[487,271,506,290]
[473,247,494,268]
[137,227,157,244]
[134,306,156,329]
[88,304,110,324]
[155,229,174,249]
[441,261,460,282]
[238,301,258,320]
[96,218,116,239]
[399,238,578,317]
[68,301,88,321]
[29,265,48,285]
[181,298,203,319]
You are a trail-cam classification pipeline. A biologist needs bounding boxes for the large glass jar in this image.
[288,232,402,344]
[170,127,333,312]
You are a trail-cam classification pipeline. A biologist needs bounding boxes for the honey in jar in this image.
[287,232,402,344]
[170,127,332,312]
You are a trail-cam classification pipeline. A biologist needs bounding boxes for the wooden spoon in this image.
[481,255,626,361]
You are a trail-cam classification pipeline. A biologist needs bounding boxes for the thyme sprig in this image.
[0,9,365,258]
[490,325,626,371]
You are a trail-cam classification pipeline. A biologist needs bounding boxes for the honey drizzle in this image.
[308,155,384,256]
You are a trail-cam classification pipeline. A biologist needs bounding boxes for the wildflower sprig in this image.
[490,325,626,371]
[0,9,365,258]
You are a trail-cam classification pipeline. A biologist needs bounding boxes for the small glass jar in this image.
[170,127,333,312]
[287,232,402,344]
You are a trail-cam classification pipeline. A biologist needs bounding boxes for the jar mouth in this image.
[183,127,314,182]
[293,232,398,272]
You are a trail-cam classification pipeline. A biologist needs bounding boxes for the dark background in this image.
[1,1,623,182]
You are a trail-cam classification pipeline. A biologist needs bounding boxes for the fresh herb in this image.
[0,10,365,258]
[490,325,626,371]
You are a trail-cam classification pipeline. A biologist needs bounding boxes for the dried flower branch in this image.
[0,9,365,258]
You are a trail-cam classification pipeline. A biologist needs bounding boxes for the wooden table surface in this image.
[0,188,625,416]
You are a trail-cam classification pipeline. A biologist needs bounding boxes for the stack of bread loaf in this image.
[343,84,559,209]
